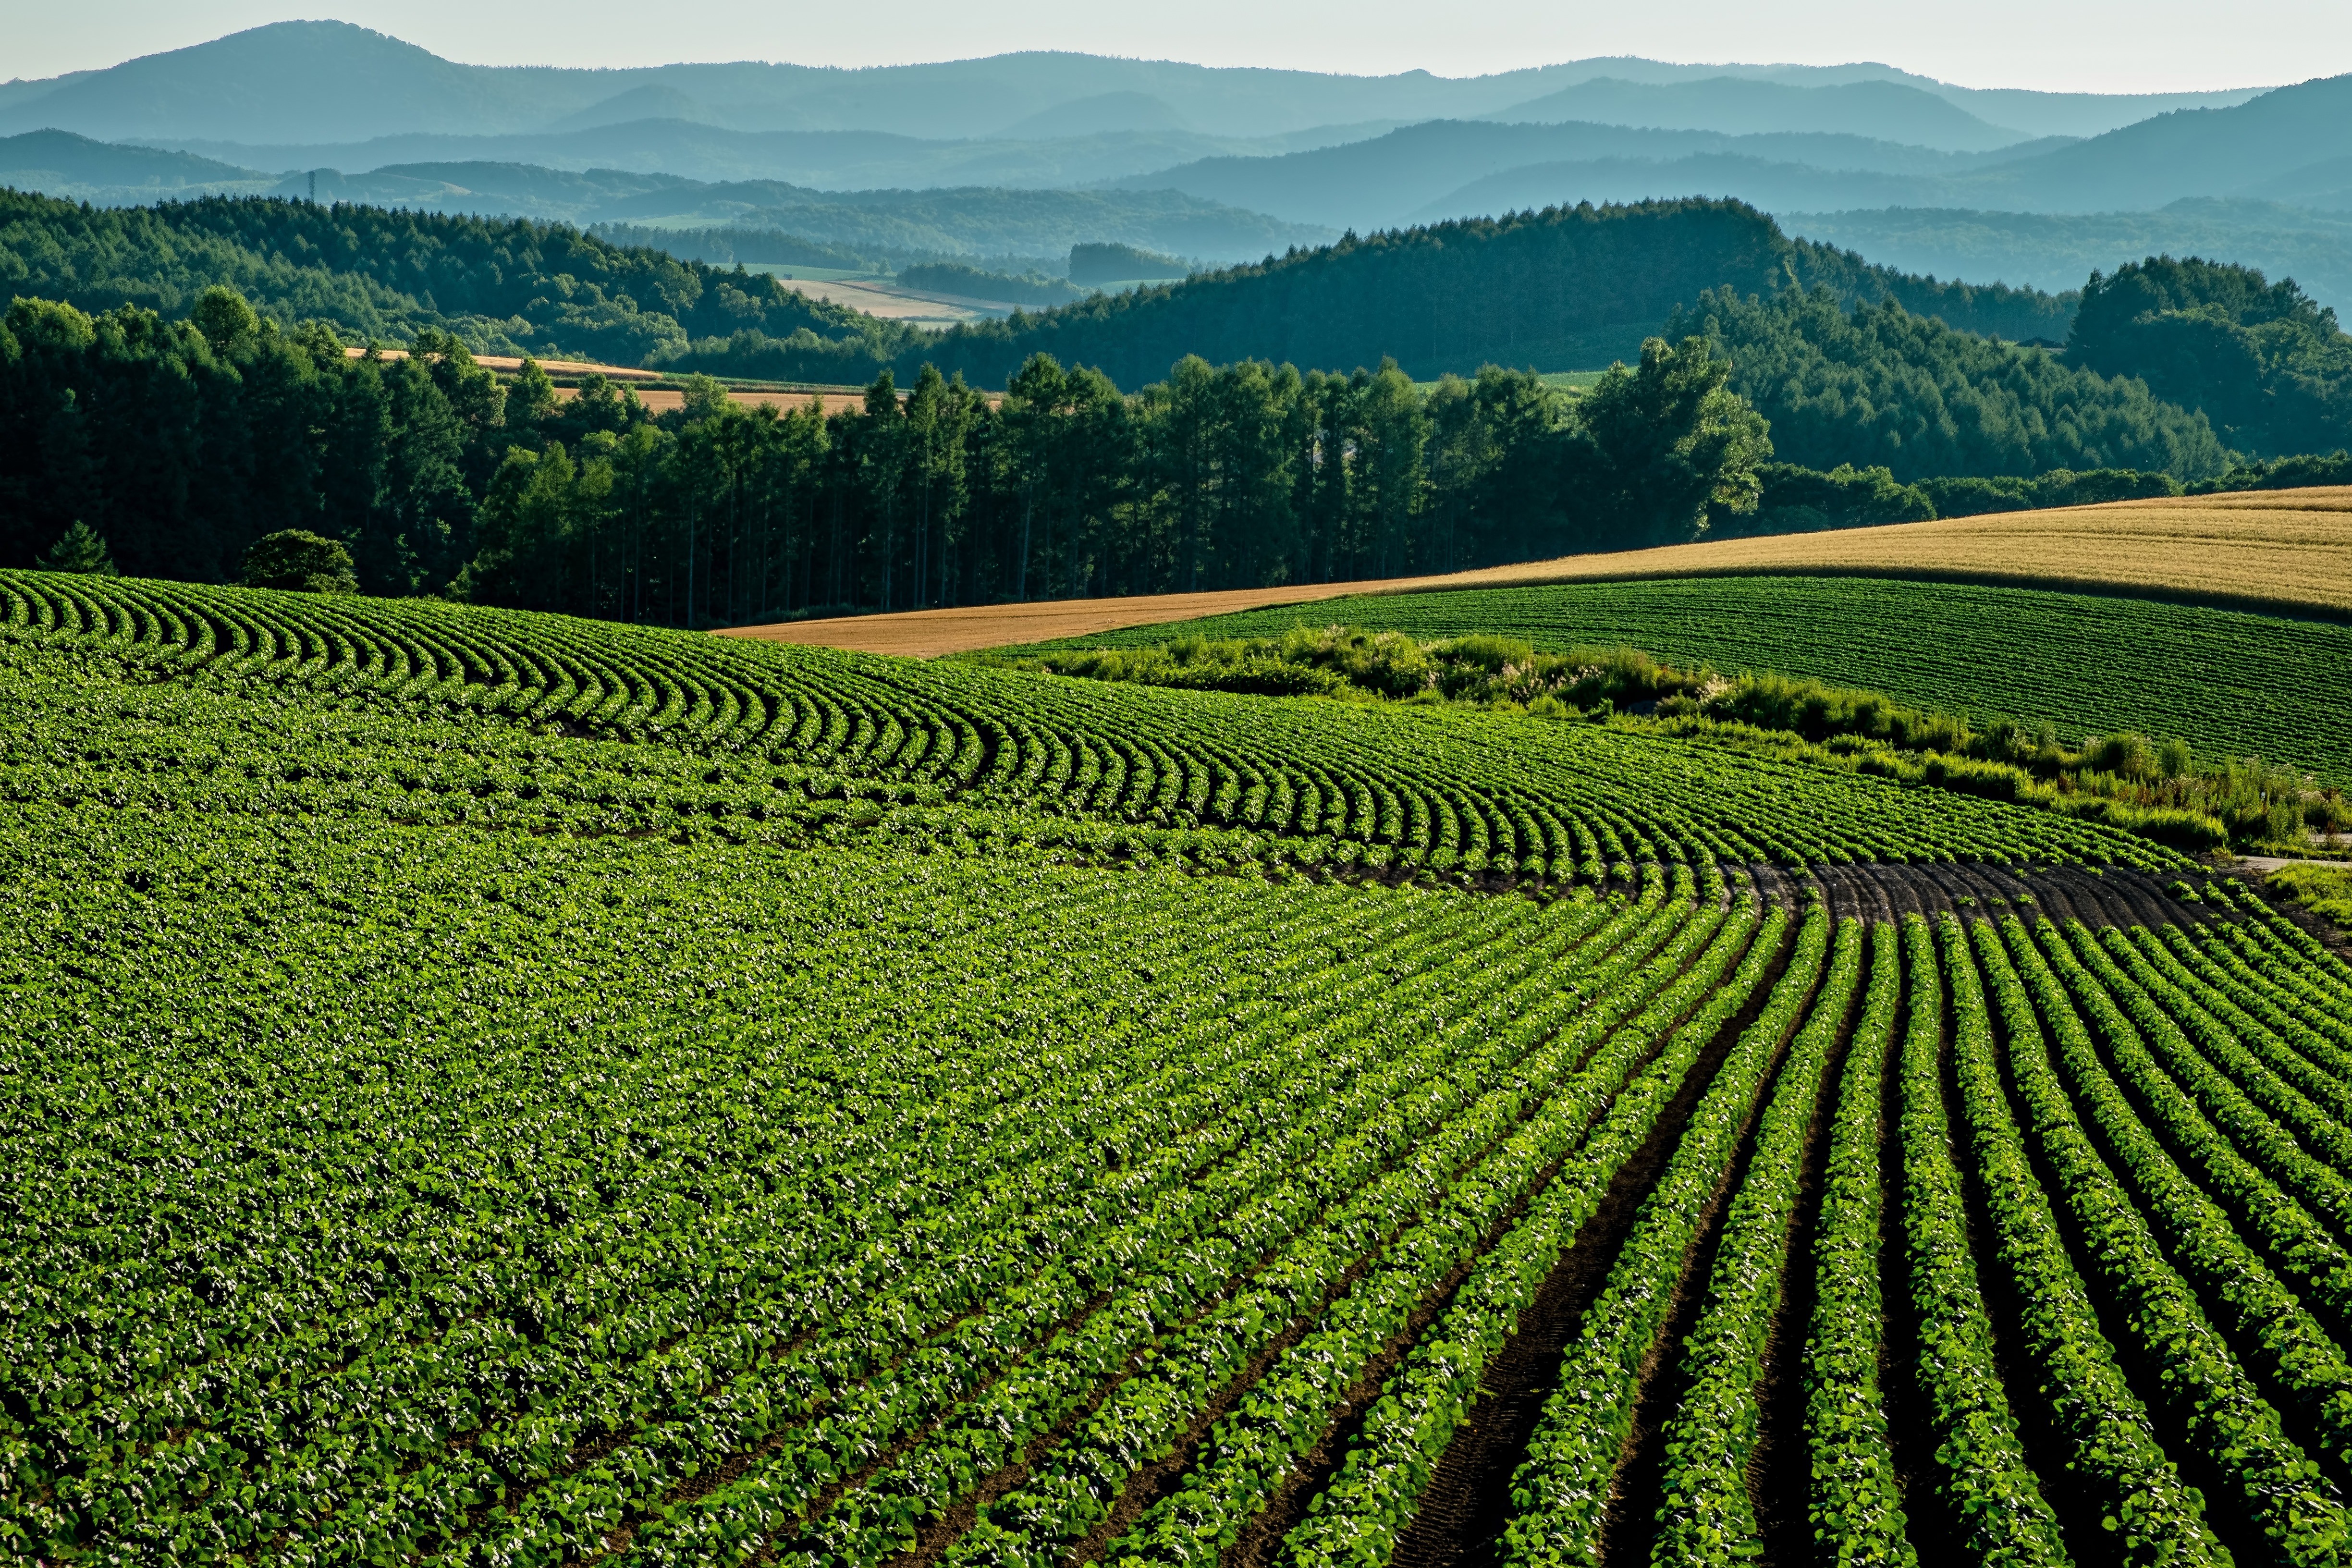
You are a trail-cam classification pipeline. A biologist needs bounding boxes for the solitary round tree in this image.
[241,530,358,593]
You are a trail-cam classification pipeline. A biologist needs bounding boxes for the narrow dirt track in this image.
[716,488,2352,656]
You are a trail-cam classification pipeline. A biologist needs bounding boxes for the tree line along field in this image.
[7,570,2352,1566]
[742,483,2352,657]
[1024,573,2352,787]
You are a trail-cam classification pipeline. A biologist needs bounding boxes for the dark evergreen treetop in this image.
[704,198,2078,390]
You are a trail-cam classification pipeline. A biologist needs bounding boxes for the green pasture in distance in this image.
[1027,575,2352,784]
[1412,369,1608,392]
[734,261,892,282]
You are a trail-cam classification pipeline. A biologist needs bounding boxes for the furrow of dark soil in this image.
[1385,910,1799,1568]
[1225,908,1784,1568]
[1749,927,1868,1568]
[2247,876,2352,963]
[1749,862,1804,912]
[1744,862,2199,929]
[1597,910,1833,1568]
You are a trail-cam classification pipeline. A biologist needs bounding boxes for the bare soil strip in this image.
[1750,957,1864,1568]
[718,488,2352,656]
[1597,946,1832,1568]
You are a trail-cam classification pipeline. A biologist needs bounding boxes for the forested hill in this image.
[0,187,2075,390]
[688,198,2078,388]
[1672,286,2229,478]
[0,187,883,366]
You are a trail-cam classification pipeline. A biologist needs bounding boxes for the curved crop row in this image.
[1996,916,2352,1537]
[1940,915,2225,1568]
[1272,897,1775,1568]
[0,569,2191,877]
[1801,919,1911,1565]
[1890,913,2066,1563]
[1651,918,1868,1564]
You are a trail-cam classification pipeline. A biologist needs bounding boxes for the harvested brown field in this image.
[556,385,835,417]
[342,347,665,380]
[719,486,2352,656]
[343,347,956,417]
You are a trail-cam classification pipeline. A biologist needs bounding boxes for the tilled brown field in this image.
[719,486,2352,655]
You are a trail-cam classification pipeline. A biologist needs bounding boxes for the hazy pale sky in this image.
[7,0,2344,93]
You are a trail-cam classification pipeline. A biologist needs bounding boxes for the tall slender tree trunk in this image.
[1017,491,1033,600]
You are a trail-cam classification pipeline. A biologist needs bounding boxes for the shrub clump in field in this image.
[992,624,2352,855]
[994,626,1693,713]
[2271,864,2352,936]
[242,530,360,594]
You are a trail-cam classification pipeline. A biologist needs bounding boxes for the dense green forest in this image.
[2066,255,2352,455]
[2,189,2077,392]
[1068,242,1191,284]
[1670,285,2230,478]
[14,187,2349,483]
[0,188,886,366]
[672,199,2081,388]
[12,188,2352,626]
[10,278,2342,626]
[0,287,1771,615]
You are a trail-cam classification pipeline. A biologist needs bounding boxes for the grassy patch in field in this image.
[2272,863,2352,933]
[1018,574,2352,786]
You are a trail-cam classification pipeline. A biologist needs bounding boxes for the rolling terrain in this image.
[732,487,2352,655]
[0,22,2321,311]
[1118,73,2352,234]
[5,558,2350,1567]
[1781,200,2352,314]
[1018,574,2352,786]
[8,30,2352,1568]
[0,22,2255,147]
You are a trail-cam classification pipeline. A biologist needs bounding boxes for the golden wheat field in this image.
[717,486,2352,656]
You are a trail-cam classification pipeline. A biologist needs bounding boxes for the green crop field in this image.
[1026,574,2352,784]
[7,568,2352,1568]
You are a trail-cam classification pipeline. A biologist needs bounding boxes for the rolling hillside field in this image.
[733,485,2352,655]
[1026,576,2352,786]
[14,23,2352,1568]
[6,561,2352,1568]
